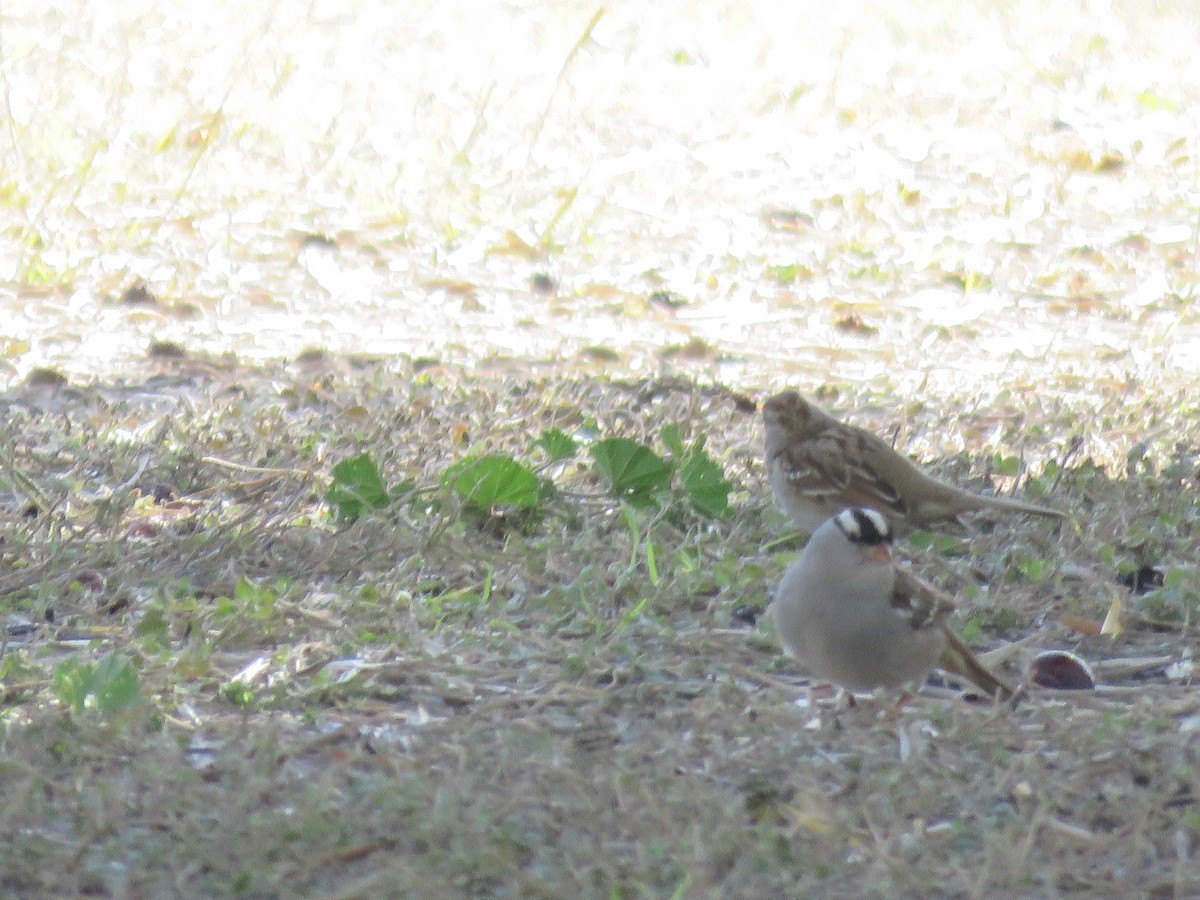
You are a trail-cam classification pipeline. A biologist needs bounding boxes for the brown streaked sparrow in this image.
[762,390,1065,534]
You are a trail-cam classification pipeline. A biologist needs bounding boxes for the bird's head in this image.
[832,506,893,565]
[761,390,833,454]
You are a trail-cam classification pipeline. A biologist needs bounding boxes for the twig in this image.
[527,7,605,158]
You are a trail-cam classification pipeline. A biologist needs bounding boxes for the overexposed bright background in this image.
[2,0,1198,396]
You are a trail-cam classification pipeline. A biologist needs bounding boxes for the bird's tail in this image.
[938,629,1015,701]
[974,492,1065,519]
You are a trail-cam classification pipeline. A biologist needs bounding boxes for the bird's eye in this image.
[833,508,861,539]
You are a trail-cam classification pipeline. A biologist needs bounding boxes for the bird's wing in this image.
[892,566,1014,700]
[890,566,954,631]
[776,433,910,519]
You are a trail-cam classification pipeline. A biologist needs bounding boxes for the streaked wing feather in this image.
[891,567,954,631]
[780,435,909,517]
[893,568,1014,699]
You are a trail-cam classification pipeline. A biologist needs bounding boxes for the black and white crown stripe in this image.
[833,507,893,546]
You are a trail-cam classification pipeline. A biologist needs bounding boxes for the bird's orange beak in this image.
[868,544,891,564]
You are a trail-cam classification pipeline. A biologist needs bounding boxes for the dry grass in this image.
[0,362,1198,898]
[2,0,1200,897]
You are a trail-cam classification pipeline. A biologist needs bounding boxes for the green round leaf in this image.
[450,454,540,510]
[590,438,674,505]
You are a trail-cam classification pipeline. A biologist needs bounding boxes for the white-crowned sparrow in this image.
[763,390,1065,534]
[771,507,1013,699]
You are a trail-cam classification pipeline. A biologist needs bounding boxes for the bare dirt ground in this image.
[2,1,1199,897]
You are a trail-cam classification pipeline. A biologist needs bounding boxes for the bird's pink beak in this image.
[868,544,891,564]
